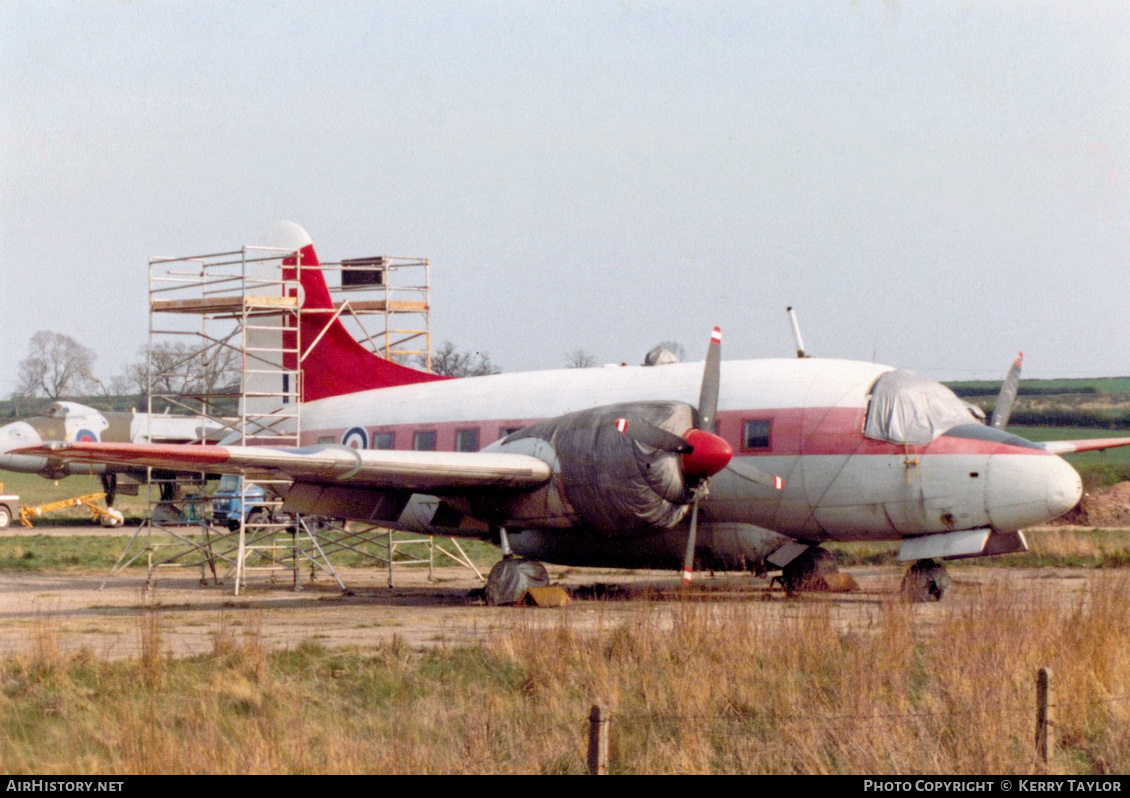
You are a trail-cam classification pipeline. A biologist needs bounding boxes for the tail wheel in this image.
[0,506,10,529]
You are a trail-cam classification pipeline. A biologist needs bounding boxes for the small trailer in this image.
[0,485,16,529]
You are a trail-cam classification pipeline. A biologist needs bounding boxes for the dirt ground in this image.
[1062,481,1130,526]
[0,542,1123,662]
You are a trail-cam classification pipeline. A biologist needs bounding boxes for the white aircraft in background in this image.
[0,401,226,512]
[11,223,1130,601]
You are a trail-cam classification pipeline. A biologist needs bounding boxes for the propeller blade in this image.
[725,460,785,490]
[682,492,701,584]
[678,327,725,586]
[990,352,1023,429]
[697,327,722,433]
[614,418,693,454]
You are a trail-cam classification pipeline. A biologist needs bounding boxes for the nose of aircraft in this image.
[1047,456,1084,518]
[987,452,1083,531]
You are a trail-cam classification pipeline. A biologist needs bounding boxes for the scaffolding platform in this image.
[104,232,481,593]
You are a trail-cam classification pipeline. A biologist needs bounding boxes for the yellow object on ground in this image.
[523,586,571,607]
[18,492,123,529]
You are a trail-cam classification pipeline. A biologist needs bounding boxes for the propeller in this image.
[990,352,1023,429]
[615,326,784,584]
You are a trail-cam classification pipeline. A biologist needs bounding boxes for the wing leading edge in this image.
[1038,437,1130,456]
[17,441,552,493]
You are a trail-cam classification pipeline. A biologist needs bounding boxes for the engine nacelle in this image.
[481,401,697,534]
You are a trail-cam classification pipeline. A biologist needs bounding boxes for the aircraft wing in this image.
[1039,437,1130,456]
[15,441,552,494]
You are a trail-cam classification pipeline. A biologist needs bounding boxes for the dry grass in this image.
[0,578,1128,774]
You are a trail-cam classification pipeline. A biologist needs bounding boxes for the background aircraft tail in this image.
[266,222,448,402]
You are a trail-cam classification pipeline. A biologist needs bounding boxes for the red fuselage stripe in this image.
[302,407,1050,458]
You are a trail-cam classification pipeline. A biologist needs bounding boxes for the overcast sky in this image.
[2,1,1128,396]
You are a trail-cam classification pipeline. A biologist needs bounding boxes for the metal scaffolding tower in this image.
[104,235,464,593]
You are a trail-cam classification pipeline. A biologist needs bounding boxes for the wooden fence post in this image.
[588,704,609,775]
[1036,667,1054,769]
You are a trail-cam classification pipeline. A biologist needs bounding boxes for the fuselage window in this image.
[413,430,437,451]
[456,428,480,452]
[372,431,395,450]
[743,419,772,451]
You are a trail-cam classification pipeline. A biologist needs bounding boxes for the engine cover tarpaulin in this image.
[863,369,977,446]
[510,401,694,534]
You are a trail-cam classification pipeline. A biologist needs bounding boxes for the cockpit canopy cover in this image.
[863,369,978,446]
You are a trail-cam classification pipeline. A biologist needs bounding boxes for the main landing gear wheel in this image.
[901,559,952,603]
[779,547,839,595]
[484,558,549,606]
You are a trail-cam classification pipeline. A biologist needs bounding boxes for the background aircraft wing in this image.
[15,441,551,493]
[1039,437,1130,456]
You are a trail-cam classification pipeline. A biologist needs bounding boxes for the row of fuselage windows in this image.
[322,421,773,453]
[322,427,527,452]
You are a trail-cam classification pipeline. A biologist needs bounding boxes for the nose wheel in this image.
[901,559,951,602]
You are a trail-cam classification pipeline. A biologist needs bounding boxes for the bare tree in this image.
[422,341,502,377]
[123,340,242,402]
[565,349,598,368]
[15,330,96,399]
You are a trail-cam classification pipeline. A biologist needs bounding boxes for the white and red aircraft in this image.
[10,223,1125,600]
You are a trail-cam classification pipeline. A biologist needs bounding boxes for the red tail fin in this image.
[271,222,448,402]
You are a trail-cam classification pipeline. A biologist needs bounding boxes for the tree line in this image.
[10,330,683,415]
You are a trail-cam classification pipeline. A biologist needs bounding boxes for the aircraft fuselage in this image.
[295,357,1081,569]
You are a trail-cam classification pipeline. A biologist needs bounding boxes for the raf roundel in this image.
[73,429,99,443]
[341,426,369,450]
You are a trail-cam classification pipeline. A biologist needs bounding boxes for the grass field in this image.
[1,575,1127,774]
[947,376,1130,395]
[1010,426,1130,464]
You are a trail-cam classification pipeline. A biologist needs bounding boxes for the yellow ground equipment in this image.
[18,492,125,529]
